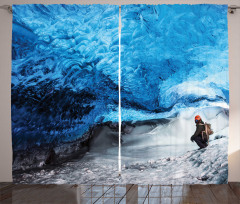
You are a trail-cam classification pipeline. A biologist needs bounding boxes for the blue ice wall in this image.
[11,4,119,149]
[12,4,229,149]
[121,4,229,121]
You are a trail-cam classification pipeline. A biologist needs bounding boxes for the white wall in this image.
[0,0,240,182]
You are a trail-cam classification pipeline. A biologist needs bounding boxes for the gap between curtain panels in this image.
[118,6,122,177]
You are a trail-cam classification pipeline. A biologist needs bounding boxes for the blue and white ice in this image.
[12,4,119,149]
[12,4,228,149]
[121,4,229,120]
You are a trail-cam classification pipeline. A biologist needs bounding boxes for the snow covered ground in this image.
[13,135,227,185]
[13,106,228,184]
[120,136,228,184]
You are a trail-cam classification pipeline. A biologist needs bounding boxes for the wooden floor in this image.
[0,183,240,203]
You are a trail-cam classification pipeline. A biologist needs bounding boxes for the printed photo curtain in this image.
[120,4,229,184]
[11,4,229,184]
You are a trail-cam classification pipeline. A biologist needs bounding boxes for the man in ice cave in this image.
[190,115,208,149]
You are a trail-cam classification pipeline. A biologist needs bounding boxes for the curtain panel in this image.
[11,4,229,184]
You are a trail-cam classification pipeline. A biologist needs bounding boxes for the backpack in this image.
[200,123,214,144]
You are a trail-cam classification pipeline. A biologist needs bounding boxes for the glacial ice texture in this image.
[121,4,229,120]
[11,4,119,149]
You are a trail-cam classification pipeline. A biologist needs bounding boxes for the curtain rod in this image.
[0,5,240,14]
